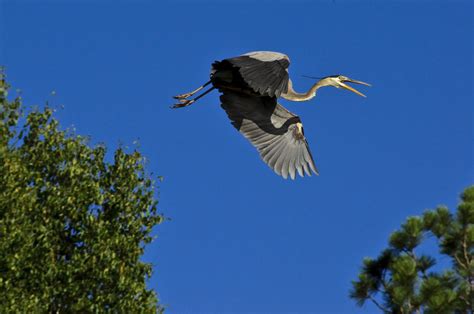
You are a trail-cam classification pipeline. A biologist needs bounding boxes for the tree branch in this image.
[462,230,473,312]
[368,295,390,313]
[454,253,468,270]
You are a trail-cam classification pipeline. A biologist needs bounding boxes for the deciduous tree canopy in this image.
[0,73,164,312]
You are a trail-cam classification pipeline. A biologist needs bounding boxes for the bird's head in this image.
[304,75,371,97]
[324,75,371,97]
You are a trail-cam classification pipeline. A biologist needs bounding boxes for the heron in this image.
[172,51,370,179]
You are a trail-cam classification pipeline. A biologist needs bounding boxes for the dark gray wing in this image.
[220,91,318,179]
[225,52,290,98]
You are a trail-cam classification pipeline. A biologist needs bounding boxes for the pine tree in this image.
[350,186,474,313]
[0,71,164,312]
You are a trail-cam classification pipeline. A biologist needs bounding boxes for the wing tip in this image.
[273,162,319,180]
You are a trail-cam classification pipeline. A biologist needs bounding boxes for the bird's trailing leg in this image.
[173,80,212,99]
[171,87,215,109]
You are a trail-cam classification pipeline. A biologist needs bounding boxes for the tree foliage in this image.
[0,72,164,312]
[350,186,474,313]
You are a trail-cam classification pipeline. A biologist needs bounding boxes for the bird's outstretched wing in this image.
[220,51,290,98]
[220,91,318,179]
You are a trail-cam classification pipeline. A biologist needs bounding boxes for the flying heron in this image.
[172,51,370,179]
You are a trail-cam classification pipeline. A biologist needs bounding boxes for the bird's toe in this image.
[173,92,193,99]
[171,99,194,109]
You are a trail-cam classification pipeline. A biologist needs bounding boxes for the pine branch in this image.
[454,254,468,270]
[462,231,473,312]
[368,295,390,313]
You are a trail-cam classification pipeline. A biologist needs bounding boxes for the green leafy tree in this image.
[350,186,474,313]
[0,71,164,312]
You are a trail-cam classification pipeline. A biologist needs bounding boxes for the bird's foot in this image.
[173,92,194,99]
[171,99,195,109]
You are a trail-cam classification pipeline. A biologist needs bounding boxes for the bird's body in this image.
[173,51,370,179]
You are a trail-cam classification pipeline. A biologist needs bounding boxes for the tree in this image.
[350,186,474,313]
[0,71,164,312]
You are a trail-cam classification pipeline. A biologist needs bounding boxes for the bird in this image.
[172,51,370,179]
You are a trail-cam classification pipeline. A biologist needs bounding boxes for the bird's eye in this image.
[338,75,345,81]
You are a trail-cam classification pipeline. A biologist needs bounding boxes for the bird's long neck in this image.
[281,78,329,102]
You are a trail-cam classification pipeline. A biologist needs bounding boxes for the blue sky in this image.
[1,0,473,313]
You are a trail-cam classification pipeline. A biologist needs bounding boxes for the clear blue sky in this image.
[1,1,473,313]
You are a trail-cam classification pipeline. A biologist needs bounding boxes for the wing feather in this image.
[220,91,318,179]
[281,153,291,179]
[295,147,305,177]
[265,138,287,168]
[224,52,290,97]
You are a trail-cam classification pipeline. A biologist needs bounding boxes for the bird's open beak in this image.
[340,79,371,98]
